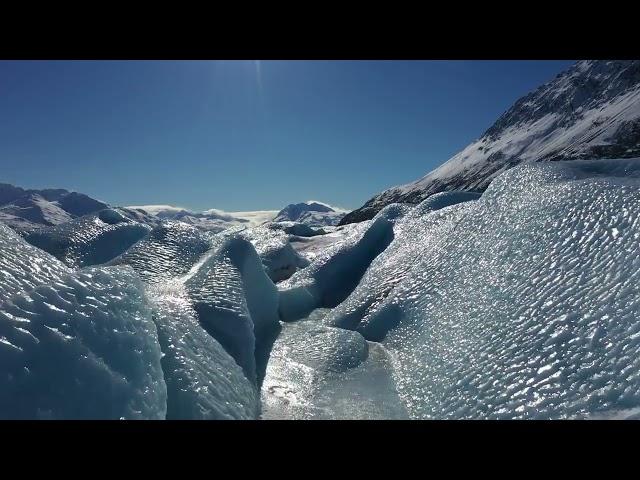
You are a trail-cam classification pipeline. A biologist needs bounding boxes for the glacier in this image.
[277,203,410,322]
[327,158,640,419]
[25,209,151,268]
[3,158,640,419]
[185,236,281,385]
[239,225,310,282]
[149,284,259,420]
[0,265,166,420]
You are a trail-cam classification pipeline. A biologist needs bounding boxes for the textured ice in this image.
[0,266,166,419]
[261,313,373,419]
[108,221,212,285]
[110,222,264,417]
[149,282,259,419]
[331,158,640,419]
[408,191,481,216]
[326,193,480,339]
[289,222,365,263]
[278,204,409,321]
[239,226,309,282]
[25,211,151,268]
[0,223,71,305]
[185,236,280,385]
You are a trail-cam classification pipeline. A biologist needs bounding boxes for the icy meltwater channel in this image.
[260,309,409,419]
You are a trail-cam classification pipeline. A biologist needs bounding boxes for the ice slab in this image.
[185,236,280,385]
[149,282,260,419]
[25,210,151,268]
[331,158,640,419]
[108,221,212,285]
[0,266,166,419]
[0,223,71,306]
[278,204,410,321]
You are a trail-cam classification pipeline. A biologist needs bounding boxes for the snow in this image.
[273,201,348,227]
[0,266,166,419]
[404,64,640,195]
[204,209,278,227]
[265,221,326,237]
[127,204,278,230]
[329,158,640,419]
[345,61,640,225]
[0,185,108,233]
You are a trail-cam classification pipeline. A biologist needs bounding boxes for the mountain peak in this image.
[341,60,640,225]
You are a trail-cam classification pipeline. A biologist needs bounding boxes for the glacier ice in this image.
[326,192,480,339]
[111,222,270,415]
[0,266,166,419]
[329,158,640,419]
[261,309,408,419]
[0,222,71,305]
[277,204,410,322]
[25,210,151,268]
[108,221,212,284]
[239,226,309,282]
[185,236,281,386]
[149,283,259,420]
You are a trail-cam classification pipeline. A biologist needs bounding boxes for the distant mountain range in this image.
[340,60,640,224]
[0,183,109,232]
[0,182,350,234]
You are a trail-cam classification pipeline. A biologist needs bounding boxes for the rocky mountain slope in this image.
[340,60,640,224]
[0,183,108,232]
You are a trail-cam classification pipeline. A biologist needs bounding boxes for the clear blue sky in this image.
[0,60,574,211]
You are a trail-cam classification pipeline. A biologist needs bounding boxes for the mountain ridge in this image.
[340,60,640,225]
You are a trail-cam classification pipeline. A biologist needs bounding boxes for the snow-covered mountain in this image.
[340,60,640,224]
[274,201,348,227]
[0,183,108,232]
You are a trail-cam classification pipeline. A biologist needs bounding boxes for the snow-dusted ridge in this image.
[341,60,640,224]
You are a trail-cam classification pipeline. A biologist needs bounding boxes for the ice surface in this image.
[149,282,259,419]
[326,193,480,338]
[289,222,364,262]
[239,226,309,282]
[331,158,640,419]
[108,221,212,285]
[25,211,151,268]
[278,204,410,321]
[0,223,71,305]
[185,236,280,385]
[111,223,264,417]
[261,309,407,419]
[0,266,166,419]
